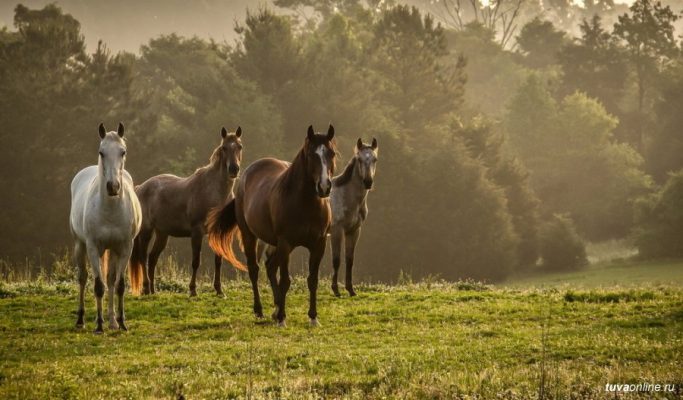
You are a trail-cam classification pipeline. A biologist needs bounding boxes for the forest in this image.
[0,0,681,283]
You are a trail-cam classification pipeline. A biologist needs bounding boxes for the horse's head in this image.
[98,122,127,197]
[305,124,336,198]
[354,138,378,189]
[219,126,243,178]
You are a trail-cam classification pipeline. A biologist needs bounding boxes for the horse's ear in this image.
[221,127,227,138]
[98,123,106,139]
[356,138,363,150]
[117,122,125,137]
[371,137,378,150]
[327,124,335,140]
[235,126,242,138]
[307,125,314,140]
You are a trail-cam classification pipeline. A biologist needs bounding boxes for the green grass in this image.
[0,269,682,399]
[504,259,683,289]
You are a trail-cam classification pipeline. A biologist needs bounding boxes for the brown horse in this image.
[129,127,244,296]
[208,125,336,327]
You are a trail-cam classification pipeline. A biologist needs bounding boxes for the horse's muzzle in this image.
[316,182,331,198]
[228,164,240,178]
[363,179,374,189]
[106,181,120,197]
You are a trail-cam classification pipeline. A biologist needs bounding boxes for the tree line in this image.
[0,0,681,282]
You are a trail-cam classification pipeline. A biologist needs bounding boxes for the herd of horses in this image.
[69,122,378,332]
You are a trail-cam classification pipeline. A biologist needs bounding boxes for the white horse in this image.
[70,123,141,333]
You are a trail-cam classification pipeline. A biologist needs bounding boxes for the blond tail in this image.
[128,235,145,295]
[207,200,247,272]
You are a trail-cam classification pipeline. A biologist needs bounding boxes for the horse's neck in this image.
[337,160,367,204]
[282,151,317,201]
[198,161,233,199]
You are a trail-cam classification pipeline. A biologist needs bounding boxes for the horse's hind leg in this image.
[329,226,343,297]
[272,240,292,326]
[135,229,153,295]
[241,230,263,318]
[116,242,133,331]
[344,228,361,297]
[86,242,105,333]
[147,232,168,294]
[213,254,223,297]
[74,240,87,329]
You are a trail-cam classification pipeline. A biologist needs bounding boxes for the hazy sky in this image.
[0,0,664,54]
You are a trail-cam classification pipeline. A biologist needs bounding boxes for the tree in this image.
[445,22,527,116]
[613,0,679,152]
[557,15,628,115]
[516,17,568,69]
[539,214,587,271]
[370,5,466,133]
[634,170,683,258]
[0,4,137,260]
[422,0,526,47]
[646,59,683,182]
[133,34,284,177]
[505,76,653,240]
[456,117,540,267]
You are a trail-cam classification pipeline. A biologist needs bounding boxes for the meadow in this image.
[0,260,682,399]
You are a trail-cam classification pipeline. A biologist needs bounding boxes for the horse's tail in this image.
[100,249,110,283]
[207,199,247,272]
[128,235,145,295]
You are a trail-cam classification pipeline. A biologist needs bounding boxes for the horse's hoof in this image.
[93,327,104,335]
[215,291,225,298]
[332,287,341,297]
[347,288,357,297]
[75,323,84,330]
[277,320,287,328]
[109,321,119,330]
[119,323,128,331]
[309,318,321,327]
[189,291,198,298]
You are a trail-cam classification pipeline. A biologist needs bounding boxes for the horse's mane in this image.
[333,157,356,187]
[194,145,223,175]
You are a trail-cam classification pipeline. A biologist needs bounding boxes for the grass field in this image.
[0,261,682,399]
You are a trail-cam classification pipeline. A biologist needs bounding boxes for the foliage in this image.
[613,0,679,152]
[505,77,652,240]
[516,17,568,69]
[539,214,588,271]
[634,170,683,258]
[557,15,628,115]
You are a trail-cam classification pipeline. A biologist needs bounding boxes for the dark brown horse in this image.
[208,125,336,327]
[129,127,244,296]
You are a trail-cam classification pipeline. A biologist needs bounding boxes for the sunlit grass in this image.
[1,268,681,399]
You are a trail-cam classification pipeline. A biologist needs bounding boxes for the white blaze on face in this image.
[316,145,330,189]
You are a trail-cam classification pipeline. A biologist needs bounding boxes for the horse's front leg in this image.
[115,242,134,330]
[106,250,119,330]
[86,242,105,334]
[188,229,203,297]
[308,238,326,326]
[344,228,361,297]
